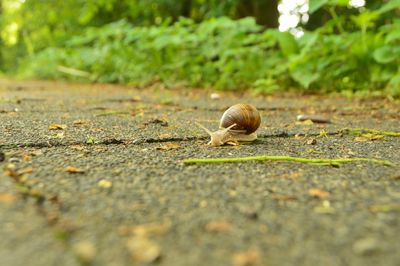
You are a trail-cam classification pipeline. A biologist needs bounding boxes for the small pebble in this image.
[9,157,22,164]
[306,138,317,145]
[210,93,221,100]
[73,241,96,263]
[297,114,331,123]
[126,236,161,263]
[98,179,112,188]
[353,237,382,255]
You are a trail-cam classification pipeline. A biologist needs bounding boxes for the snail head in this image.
[195,122,236,146]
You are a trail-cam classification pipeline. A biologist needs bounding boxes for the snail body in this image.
[196,103,261,146]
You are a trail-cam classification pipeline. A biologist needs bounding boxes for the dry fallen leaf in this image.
[118,221,171,237]
[48,124,67,130]
[73,119,88,125]
[66,166,85,174]
[0,193,17,203]
[90,128,104,133]
[354,136,369,142]
[19,167,33,174]
[233,249,260,266]
[157,143,181,150]
[3,164,20,179]
[71,145,85,151]
[308,188,330,199]
[48,132,65,139]
[205,220,233,233]
[158,133,172,139]
[126,236,161,263]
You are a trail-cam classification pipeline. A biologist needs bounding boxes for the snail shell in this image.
[219,103,261,134]
[196,103,261,146]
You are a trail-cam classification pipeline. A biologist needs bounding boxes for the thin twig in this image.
[345,128,400,137]
[183,155,393,166]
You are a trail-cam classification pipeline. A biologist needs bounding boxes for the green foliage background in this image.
[1,0,400,96]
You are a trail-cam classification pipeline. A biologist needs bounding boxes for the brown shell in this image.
[219,103,261,134]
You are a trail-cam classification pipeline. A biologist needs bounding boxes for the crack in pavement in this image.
[0,131,343,150]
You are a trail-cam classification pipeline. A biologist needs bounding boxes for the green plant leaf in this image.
[373,46,400,64]
[376,0,400,14]
[269,30,299,57]
[385,28,400,43]
[309,0,330,14]
[290,68,320,88]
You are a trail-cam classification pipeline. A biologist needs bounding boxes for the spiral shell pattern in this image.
[219,103,261,134]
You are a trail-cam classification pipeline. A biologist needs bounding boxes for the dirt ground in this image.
[0,80,399,266]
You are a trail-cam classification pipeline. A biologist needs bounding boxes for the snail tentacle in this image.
[196,103,261,146]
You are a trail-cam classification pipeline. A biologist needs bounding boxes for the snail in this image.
[196,103,261,146]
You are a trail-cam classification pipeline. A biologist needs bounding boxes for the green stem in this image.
[183,155,393,166]
[328,7,345,34]
[346,128,400,137]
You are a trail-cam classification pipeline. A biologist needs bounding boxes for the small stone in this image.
[210,93,221,100]
[353,237,382,255]
[98,179,112,188]
[294,133,305,140]
[297,114,330,123]
[73,241,96,263]
[306,138,317,145]
[199,200,208,208]
[126,236,161,263]
[9,157,22,163]
[314,200,335,214]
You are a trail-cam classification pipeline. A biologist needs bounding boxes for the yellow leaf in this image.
[159,133,172,139]
[232,249,260,266]
[66,166,85,174]
[0,193,17,203]
[73,119,89,125]
[205,220,233,233]
[49,124,67,130]
[157,143,181,150]
[308,188,330,199]
[354,136,369,142]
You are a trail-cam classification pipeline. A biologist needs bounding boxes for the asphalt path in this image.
[1,80,399,266]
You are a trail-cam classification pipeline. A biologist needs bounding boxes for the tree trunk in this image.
[236,0,279,28]
[304,9,331,31]
[181,0,192,18]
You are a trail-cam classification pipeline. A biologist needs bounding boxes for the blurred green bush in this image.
[2,0,400,96]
